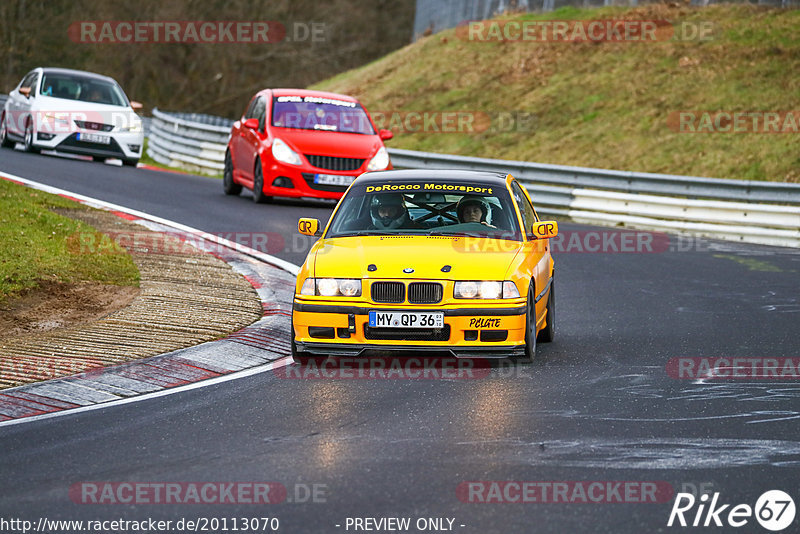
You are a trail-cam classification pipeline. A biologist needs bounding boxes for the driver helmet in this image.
[370,193,409,229]
[457,196,489,223]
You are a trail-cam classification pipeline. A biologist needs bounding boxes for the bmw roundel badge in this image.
[403,268,414,273]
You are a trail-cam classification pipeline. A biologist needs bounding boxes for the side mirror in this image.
[243,118,259,130]
[378,129,393,141]
[130,101,143,111]
[298,218,322,237]
[19,86,31,98]
[532,221,558,240]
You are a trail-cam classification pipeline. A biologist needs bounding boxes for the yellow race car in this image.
[292,169,558,362]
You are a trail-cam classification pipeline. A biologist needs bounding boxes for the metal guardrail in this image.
[146,108,232,174]
[145,111,800,248]
[389,148,800,248]
[388,148,800,205]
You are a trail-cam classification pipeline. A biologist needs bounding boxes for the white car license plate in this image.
[368,311,444,329]
[77,132,110,144]
[314,173,354,186]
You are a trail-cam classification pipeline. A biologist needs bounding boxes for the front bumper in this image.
[293,300,527,358]
[259,159,390,200]
[33,130,144,160]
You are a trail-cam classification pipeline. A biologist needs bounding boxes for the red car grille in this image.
[305,154,364,172]
[74,120,113,132]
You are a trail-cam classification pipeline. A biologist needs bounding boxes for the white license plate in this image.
[368,311,444,329]
[314,173,354,186]
[77,132,110,144]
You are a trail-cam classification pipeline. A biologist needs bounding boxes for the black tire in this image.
[122,158,139,167]
[23,121,40,153]
[537,278,555,343]
[290,326,312,365]
[0,113,13,148]
[92,156,106,162]
[252,159,270,204]
[521,283,537,363]
[223,150,242,196]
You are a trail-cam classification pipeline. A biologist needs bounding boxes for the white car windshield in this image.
[40,73,129,107]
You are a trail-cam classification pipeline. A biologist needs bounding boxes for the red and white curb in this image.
[0,172,300,426]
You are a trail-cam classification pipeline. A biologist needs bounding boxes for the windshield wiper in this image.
[427,230,484,238]
[328,231,376,238]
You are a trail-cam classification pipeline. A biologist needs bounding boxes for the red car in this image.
[224,89,393,202]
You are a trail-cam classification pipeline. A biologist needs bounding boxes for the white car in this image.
[0,67,144,166]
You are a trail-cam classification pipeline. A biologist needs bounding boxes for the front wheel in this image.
[122,158,139,167]
[521,283,537,363]
[537,278,555,343]
[23,122,40,153]
[291,326,312,365]
[252,160,270,204]
[223,150,242,195]
[0,113,13,148]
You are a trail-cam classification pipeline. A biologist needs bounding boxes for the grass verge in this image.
[313,4,800,182]
[0,179,139,305]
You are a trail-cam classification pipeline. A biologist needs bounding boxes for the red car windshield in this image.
[271,96,375,135]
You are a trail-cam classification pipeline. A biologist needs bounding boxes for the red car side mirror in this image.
[378,129,393,141]
[243,118,260,130]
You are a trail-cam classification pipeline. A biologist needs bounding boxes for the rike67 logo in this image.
[668,490,795,531]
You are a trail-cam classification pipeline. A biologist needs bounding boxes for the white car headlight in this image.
[300,278,362,297]
[454,280,519,299]
[366,146,389,171]
[272,137,302,166]
[454,281,479,299]
[43,113,69,125]
[300,278,315,295]
[119,120,143,133]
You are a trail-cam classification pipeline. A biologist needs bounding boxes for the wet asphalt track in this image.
[1,148,799,533]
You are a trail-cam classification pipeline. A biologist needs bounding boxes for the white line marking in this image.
[0,357,293,428]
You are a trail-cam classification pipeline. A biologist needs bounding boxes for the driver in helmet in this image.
[370,193,421,229]
[457,196,495,227]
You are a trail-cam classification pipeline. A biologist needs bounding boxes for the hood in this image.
[33,96,135,114]
[30,97,138,132]
[311,236,522,280]
[273,128,380,159]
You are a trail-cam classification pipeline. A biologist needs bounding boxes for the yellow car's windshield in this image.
[327,181,522,240]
